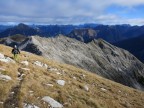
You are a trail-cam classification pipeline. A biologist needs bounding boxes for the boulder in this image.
[34,61,43,67]
[0,53,5,59]
[84,85,89,91]
[0,68,5,71]
[101,88,107,92]
[23,103,39,108]
[34,61,48,69]
[0,58,9,63]
[21,61,29,66]
[42,96,63,108]
[0,54,15,63]
[0,74,12,81]
[5,57,15,63]
[56,80,65,86]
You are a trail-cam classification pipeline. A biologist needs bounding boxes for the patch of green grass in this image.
[1,71,8,75]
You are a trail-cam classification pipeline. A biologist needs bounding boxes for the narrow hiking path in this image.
[3,67,29,108]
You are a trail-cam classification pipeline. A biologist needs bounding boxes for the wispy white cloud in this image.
[0,0,143,25]
[112,0,144,6]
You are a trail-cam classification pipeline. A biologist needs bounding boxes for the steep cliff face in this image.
[68,28,97,43]
[16,35,144,90]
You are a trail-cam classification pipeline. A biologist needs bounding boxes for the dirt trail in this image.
[3,68,27,108]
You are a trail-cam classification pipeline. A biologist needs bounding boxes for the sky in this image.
[0,0,144,25]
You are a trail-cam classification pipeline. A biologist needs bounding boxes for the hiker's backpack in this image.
[12,48,19,54]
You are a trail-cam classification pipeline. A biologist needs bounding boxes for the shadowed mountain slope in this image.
[0,23,38,38]
[114,34,144,63]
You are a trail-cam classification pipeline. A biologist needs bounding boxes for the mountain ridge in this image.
[68,28,97,43]
[0,23,38,38]
[4,35,143,90]
[0,44,144,108]
[1,23,144,43]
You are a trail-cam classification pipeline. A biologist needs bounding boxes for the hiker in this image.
[11,45,20,61]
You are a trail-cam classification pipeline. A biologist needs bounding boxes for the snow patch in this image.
[42,96,63,108]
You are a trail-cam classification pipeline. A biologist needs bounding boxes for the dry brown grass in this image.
[0,44,144,108]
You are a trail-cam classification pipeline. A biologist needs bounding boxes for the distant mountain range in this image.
[114,34,144,63]
[93,25,144,42]
[0,23,38,37]
[1,23,144,43]
[1,23,144,63]
[0,25,13,33]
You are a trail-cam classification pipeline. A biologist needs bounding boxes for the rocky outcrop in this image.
[16,35,144,90]
[0,53,15,63]
[68,28,97,43]
[42,96,63,108]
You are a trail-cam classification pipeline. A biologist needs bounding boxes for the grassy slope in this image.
[0,44,144,108]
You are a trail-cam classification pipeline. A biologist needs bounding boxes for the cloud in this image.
[112,0,144,6]
[0,0,143,25]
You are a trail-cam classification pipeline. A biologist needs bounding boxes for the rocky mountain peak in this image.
[68,28,97,43]
[72,28,96,36]
[16,23,29,29]
[0,24,38,38]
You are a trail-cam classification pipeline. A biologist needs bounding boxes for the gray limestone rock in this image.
[18,35,144,90]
